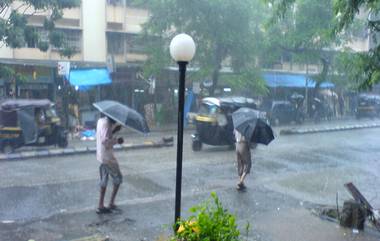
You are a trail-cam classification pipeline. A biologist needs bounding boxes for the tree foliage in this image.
[0,0,80,56]
[268,0,380,90]
[265,0,336,88]
[132,0,268,96]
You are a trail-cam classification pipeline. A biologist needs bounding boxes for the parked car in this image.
[356,94,380,119]
[268,101,305,126]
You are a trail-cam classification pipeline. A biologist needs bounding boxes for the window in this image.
[25,28,49,48]
[51,29,82,52]
[126,34,145,54]
[107,0,124,6]
[64,29,82,51]
[107,32,125,54]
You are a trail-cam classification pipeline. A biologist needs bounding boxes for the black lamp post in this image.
[169,33,196,228]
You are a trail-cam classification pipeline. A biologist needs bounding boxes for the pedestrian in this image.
[96,114,124,214]
[234,129,252,191]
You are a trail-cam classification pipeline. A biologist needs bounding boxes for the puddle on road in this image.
[125,174,170,195]
[268,167,380,207]
[255,159,288,172]
[254,208,380,241]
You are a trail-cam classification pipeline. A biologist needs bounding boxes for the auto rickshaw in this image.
[0,99,68,153]
[191,96,259,151]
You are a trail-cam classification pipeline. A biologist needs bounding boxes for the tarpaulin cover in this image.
[263,73,334,88]
[69,68,112,91]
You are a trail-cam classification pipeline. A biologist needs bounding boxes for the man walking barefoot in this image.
[96,115,124,214]
[234,129,252,191]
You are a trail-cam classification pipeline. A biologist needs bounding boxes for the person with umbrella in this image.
[93,100,149,214]
[96,114,124,214]
[234,128,252,191]
[232,108,274,191]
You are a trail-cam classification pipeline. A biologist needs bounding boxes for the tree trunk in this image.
[210,45,223,96]
[210,67,220,96]
[313,57,329,100]
[305,61,310,116]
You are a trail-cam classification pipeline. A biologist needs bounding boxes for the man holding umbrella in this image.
[234,129,252,191]
[96,114,124,214]
[93,100,150,214]
[232,107,274,191]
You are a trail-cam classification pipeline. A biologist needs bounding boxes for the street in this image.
[1,125,380,241]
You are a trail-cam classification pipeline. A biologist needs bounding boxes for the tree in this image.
[132,0,268,96]
[0,0,80,55]
[333,0,380,89]
[263,0,339,115]
[266,0,336,86]
[268,0,380,89]
[0,0,80,96]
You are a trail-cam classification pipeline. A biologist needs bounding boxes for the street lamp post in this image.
[170,33,196,228]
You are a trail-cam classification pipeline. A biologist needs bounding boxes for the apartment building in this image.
[0,1,372,101]
[0,0,149,100]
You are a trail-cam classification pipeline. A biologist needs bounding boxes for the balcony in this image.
[346,37,370,52]
[13,48,50,60]
[125,8,149,34]
[126,53,147,62]
[14,2,81,28]
[106,4,125,31]
[56,8,82,28]
[50,51,82,61]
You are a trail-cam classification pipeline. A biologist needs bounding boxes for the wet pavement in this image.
[1,119,380,240]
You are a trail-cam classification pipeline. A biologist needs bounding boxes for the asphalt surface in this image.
[1,120,380,240]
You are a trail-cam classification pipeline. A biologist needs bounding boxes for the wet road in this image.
[1,127,380,240]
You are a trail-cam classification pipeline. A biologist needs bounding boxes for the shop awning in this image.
[263,73,334,88]
[69,68,112,90]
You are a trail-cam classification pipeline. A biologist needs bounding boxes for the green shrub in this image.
[171,192,242,241]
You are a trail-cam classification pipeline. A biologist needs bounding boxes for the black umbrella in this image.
[93,100,150,134]
[232,107,274,145]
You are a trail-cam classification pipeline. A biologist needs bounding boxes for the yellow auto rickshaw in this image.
[0,99,68,153]
[191,96,258,151]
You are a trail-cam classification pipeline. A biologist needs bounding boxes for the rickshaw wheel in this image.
[192,140,202,151]
[2,143,14,154]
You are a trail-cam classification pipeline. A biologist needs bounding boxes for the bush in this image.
[171,192,242,241]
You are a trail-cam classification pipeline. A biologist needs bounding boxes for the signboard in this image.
[58,61,70,78]
[106,55,115,73]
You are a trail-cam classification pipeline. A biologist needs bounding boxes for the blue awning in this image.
[263,73,334,88]
[69,68,112,91]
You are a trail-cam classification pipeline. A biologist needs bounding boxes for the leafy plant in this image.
[171,192,243,241]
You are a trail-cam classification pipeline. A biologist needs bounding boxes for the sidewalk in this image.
[0,123,184,161]
[2,117,380,161]
[278,118,380,135]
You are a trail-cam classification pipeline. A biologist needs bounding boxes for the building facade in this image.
[0,0,149,99]
[0,1,372,125]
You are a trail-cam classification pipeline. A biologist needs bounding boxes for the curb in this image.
[0,140,173,161]
[70,235,109,241]
[280,123,380,135]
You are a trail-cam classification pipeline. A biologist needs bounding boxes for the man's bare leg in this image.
[239,172,248,187]
[98,186,107,209]
[109,184,120,207]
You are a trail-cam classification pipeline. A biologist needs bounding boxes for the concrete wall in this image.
[82,0,107,63]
